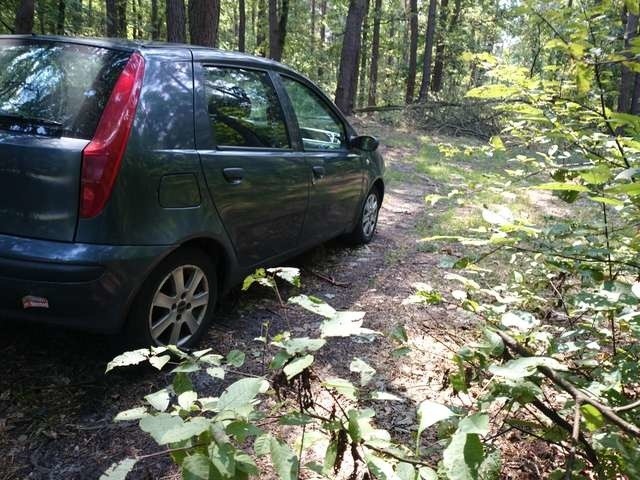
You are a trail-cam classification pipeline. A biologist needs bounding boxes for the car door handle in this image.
[222,167,245,184]
[312,166,325,180]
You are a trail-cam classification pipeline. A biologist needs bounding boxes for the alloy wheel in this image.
[148,264,210,346]
[362,192,379,238]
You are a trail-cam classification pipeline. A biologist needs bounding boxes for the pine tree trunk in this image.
[405,0,418,103]
[151,0,160,40]
[256,0,267,56]
[238,0,246,51]
[357,0,370,108]
[318,0,327,78]
[132,0,138,38]
[116,0,126,37]
[367,0,381,106]
[268,0,289,60]
[14,0,35,33]
[417,0,438,102]
[335,0,366,114]
[166,0,186,43]
[106,0,117,36]
[56,0,65,34]
[430,0,448,92]
[189,0,219,47]
[631,74,640,114]
[618,11,639,113]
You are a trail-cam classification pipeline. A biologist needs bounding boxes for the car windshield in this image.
[0,39,130,139]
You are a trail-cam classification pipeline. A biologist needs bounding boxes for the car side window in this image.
[280,76,345,151]
[203,66,290,149]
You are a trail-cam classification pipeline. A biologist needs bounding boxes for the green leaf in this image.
[626,0,639,15]
[350,357,376,386]
[283,354,314,380]
[173,372,193,395]
[396,462,416,480]
[182,453,211,480]
[458,413,489,435]
[442,432,484,480]
[216,377,269,415]
[100,458,137,480]
[206,366,226,379]
[501,311,539,331]
[140,414,210,445]
[289,294,336,318]
[579,165,611,185]
[114,407,148,422]
[105,349,149,373]
[227,420,264,442]
[270,437,299,480]
[606,182,640,196]
[275,337,326,355]
[267,267,301,287]
[489,357,568,380]
[320,313,376,338]
[254,434,273,456]
[208,441,236,477]
[149,354,171,370]
[178,391,197,410]
[389,324,409,343]
[581,404,604,431]
[322,377,358,400]
[588,196,624,206]
[534,182,589,192]
[226,349,246,368]
[466,84,520,99]
[576,63,591,93]
[145,388,171,412]
[489,136,505,151]
[416,400,455,450]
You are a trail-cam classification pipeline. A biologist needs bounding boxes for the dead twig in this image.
[304,268,351,288]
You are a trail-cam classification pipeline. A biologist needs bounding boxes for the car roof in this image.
[0,34,293,72]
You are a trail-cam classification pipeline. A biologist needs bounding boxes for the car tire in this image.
[125,247,217,349]
[343,187,381,245]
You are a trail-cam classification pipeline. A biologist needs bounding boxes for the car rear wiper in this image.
[0,113,64,137]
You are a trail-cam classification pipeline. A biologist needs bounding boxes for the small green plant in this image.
[102,267,466,480]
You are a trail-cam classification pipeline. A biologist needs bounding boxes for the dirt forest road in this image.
[0,122,476,480]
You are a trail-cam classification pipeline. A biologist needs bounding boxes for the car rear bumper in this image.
[0,233,172,333]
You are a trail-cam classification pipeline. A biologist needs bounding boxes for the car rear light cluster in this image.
[79,52,145,218]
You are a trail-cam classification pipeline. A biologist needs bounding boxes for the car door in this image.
[277,74,365,245]
[194,63,309,267]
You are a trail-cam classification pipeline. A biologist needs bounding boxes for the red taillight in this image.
[80,52,145,218]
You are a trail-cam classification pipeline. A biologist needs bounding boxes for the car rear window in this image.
[0,39,130,139]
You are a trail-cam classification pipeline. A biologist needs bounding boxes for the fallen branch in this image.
[496,330,640,438]
[304,269,350,288]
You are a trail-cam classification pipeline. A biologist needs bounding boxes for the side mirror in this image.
[349,135,379,152]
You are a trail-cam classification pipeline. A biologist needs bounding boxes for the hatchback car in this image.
[0,35,385,347]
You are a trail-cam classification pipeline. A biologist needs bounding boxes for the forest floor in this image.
[0,118,560,480]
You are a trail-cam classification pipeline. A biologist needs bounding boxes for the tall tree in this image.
[317,0,327,78]
[14,0,35,33]
[268,0,290,61]
[367,0,382,106]
[357,0,370,108]
[417,0,438,102]
[618,8,639,113]
[256,0,267,56]
[335,0,367,114]
[431,0,461,92]
[238,0,246,51]
[405,0,418,103]
[56,0,66,34]
[166,0,186,43]
[151,0,160,40]
[106,0,117,36]
[116,0,127,36]
[189,0,220,47]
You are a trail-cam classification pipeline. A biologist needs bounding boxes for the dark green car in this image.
[0,35,385,347]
